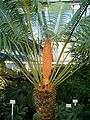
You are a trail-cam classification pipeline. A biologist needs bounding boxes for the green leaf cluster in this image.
[0,0,90,88]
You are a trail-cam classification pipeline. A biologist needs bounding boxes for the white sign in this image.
[10,100,16,104]
[66,104,72,108]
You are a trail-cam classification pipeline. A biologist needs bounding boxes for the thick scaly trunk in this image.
[34,85,56,120]
[34,39,56,120]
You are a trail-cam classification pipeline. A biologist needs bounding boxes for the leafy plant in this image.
[0,0,90,120]
[56,64,90,104]
[55,103,83,120]
[0,103,28,120]
[79,104,90,120]
[0,76,35,120]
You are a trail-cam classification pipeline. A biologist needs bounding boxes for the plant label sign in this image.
[10,100,16,104]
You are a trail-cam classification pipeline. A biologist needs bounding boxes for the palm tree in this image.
[0,0,90,120]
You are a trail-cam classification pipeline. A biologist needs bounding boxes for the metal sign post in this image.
[10,100,16,120]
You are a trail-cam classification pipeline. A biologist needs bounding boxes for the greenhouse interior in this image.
[0,0,90,120]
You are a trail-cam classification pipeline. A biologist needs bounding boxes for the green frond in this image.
[53,63,85,88]
[0,0,90,87]
[50,0,90,87]
[38,2,73,38]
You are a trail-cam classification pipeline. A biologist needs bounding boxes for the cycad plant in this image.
[0,0,90,120]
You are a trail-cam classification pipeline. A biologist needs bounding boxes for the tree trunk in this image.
[34,85,56,120]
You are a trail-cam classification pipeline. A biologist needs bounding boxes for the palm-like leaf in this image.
[0,0,43,85]
[38,2,73,38]
[0,0,90,88]
[70,16,90,63]
[49,0,90,87]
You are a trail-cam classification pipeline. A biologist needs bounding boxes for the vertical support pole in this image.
[12,103,14,120]
[10,100,16,120]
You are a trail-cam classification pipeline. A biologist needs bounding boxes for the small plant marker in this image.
[72,99,78,106]
[10,100,16,120]
[66,104,72,108]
